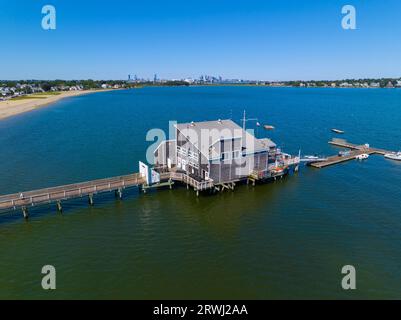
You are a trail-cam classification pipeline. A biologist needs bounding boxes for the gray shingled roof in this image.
[175,119,276,159]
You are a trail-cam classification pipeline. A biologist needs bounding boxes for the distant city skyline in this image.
[1,0,401,80]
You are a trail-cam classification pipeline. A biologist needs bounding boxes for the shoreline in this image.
[0,89,117,120]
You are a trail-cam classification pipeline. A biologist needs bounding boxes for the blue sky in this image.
[1,0,401,80]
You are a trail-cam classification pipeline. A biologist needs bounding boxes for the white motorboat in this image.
[331,128,345,134]
[304,155,319,160]
[384,151,401,161]
[355,153,369,160]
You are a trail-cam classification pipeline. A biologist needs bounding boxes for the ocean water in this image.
[0,86,400,299]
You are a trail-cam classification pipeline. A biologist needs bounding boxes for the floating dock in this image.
[309,139,393,168]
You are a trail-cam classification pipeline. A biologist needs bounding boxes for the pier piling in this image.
[115,188,123,200]
[88,194,94,206]
[56,201,62,213]
[22,206,28,219]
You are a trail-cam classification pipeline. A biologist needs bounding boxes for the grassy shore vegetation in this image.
[32,91,62,96]
[10,91,62,100]
[11,95,47,100]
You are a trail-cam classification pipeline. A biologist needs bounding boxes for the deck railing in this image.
[158,171,214,190]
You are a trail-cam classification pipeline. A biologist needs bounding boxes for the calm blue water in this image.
[0,86,400,299]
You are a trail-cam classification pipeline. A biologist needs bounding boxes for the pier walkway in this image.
[0,170,215,216]
[310,139,393,168]
[0,173,145,215]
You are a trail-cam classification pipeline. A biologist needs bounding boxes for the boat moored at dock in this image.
[384,151,401,161]
[355,153,369,160]
[301,155,328,164]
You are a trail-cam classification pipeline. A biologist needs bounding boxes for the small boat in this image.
[332,128,345,134]
[384,151,401,161]
[271,165,288,175]
[264,125,275,130]
[338,149,351,157]
[304,155,319,160]
[301,155,328,163]
[355,153,369,160]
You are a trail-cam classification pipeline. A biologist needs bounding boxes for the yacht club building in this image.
[154,119,278,184]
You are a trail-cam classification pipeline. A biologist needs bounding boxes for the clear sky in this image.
[1,0,401,80]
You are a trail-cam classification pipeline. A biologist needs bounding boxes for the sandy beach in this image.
[0,90,113,120]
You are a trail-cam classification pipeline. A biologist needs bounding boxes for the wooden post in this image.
[56,201,62,213]
[115,188,123,200]
[88,194,94,206]
[22,206,29,219]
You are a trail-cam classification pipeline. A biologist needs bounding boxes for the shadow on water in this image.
[137,177,290,238]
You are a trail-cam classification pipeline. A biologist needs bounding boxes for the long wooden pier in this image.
[309,139,393,168]
[0,170,217,217]
[0,173,145,217]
